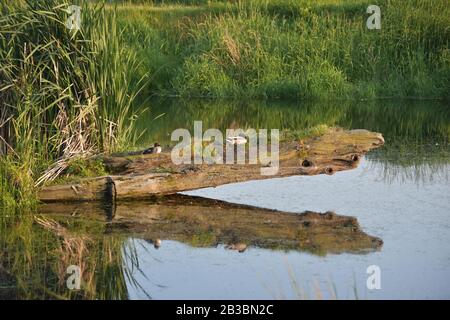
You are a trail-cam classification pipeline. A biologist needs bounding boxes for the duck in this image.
[226,134,247,145]
[225,243,247,253]
[143,142,162,155]
[145,239,161,249]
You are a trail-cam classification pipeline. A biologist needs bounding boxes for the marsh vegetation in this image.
[1,0,449,206]
[0,0,449,300]
[0,0,147,206]
[115,0,449,99]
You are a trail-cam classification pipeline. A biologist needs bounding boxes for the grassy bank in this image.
[0,1,147,207]
[116,0,449,99]
[1,0,449,207]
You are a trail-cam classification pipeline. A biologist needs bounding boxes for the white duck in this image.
[226,134,247,145]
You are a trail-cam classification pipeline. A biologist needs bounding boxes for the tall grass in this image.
[0,0,148,207]
[116,0,450,99]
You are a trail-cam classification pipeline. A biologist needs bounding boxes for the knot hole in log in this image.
[302,159,313,167]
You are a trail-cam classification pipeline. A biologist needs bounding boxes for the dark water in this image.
[1,99,449,299]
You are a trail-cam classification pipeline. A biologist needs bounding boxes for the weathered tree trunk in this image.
[38,128,384,202]
[38,194,383,255]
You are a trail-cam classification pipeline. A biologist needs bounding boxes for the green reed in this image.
[0,0,148,207]
[115,0,449,99]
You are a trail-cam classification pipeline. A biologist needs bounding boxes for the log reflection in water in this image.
[39,194,383,255]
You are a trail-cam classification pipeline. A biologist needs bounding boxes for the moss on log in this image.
[38,128,384,202]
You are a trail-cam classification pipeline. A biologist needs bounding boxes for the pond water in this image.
[1,99,449,299]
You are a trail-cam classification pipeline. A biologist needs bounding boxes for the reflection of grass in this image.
[264,258,363,300]
[135,97,450,185]
[135,98,449,152]
[0,213,147,299]
[367,142,450,184]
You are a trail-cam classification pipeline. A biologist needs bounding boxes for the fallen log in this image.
[38,194,383,255]
[38,128,384,202]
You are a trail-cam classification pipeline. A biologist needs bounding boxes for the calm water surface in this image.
[1,99,449,299]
